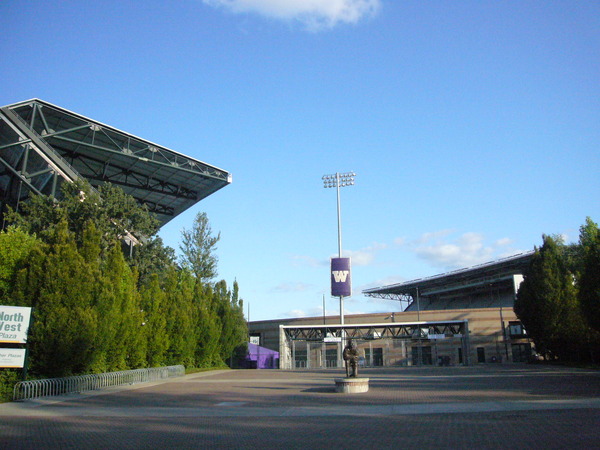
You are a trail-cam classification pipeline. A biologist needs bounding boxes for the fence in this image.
[12,365,185,401]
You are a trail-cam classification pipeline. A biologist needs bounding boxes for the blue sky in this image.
[1,1,598,321]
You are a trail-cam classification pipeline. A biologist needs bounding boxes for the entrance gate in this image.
[279,320,471,369]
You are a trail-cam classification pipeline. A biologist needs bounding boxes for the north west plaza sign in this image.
[0,305,32,368]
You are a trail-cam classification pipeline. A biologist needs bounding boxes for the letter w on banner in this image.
[331,257,352,297]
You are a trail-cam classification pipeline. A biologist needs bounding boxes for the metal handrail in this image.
[12,365,185,401]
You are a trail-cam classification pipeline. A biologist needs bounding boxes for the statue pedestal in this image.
[334,377,369,394]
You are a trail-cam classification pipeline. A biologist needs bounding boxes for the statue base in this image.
[334,377,370,394]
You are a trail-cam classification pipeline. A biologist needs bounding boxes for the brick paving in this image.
[1,365,599,449]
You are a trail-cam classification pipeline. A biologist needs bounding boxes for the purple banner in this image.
[331,257,352,297]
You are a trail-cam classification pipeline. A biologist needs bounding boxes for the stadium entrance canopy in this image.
[0,99,231,227]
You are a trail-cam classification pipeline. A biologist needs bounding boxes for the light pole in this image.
[322,171,355,329]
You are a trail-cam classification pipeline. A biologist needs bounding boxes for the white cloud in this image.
[413,231,495,269]
[393,237,406,246]
[415,229,455,244]
[344,242,386,266]
[291,254,323,268]
[495,237,513,246]
[202,0,381,30]
[284,306,325,318]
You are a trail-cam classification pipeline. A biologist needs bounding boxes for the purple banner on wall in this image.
[331,257,352,297]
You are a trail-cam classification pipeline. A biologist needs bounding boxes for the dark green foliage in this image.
[0,370,20,403]
[5,180,159,254]
[578,218,600,332]
[1,182,248,385]
[0,227,40,303]
[131,236,177,288]
[515,228,599,363]
[20,221,100,377]
[163,268,196,367]
[194,283,223,368]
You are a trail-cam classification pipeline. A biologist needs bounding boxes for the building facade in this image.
[248,253,534,368]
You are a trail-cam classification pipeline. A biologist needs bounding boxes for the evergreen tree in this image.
[179,212,220,282]
[578,217,600,332]
[514,235,586,361]
[102,242,145,370]
[215,280,248,364]
[22,221,99,377]
[131,235,177,288]
[141,275,169,367]
[194,283,222,367]
[5,180,159,256]
[163,268,196,367]
[0,227,40,303]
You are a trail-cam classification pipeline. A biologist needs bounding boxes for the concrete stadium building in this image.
[249,252,535,368]
[0,99,231,229]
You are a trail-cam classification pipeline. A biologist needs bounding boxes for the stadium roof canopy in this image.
[0,99,231,227]
[362,251,534,310]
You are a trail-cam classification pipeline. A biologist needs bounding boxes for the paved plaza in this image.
[1,365,599,449]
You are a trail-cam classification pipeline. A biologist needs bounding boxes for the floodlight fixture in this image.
[322,171,356,189]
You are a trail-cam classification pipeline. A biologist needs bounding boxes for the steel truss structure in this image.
[362,252,534,310]
[0,99,231,227]
[279,320,470,369]
[281,320,466,342]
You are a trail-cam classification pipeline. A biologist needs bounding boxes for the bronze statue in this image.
[342,339,359,378]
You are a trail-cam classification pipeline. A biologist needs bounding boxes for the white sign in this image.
[428,334,447,340]
[324,337,342,343]
[0,305,32,344]
[0,348,26,368]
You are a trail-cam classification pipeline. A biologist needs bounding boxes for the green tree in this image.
[141,275,169,367]
[194,283,222,367]
[21,221,99,377]
[100,242,146,371]
[215,280,248,364]
[179,212,220,282]
[0,227,40,303]
[163,268,196,367]
[5,180,159,255]
[578,217,600,332]
[131,235,177,288]
[514,235,587,361]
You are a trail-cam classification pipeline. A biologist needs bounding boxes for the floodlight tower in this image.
[322,171,356,327]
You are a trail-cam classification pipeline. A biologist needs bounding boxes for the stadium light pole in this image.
[322,171,356,328]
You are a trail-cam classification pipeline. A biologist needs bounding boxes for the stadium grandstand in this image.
[363,251,534,312]
[0,99,231,229]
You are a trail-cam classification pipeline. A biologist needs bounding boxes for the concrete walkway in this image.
[1,365,599,448]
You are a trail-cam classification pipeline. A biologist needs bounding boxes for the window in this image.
[508,322,527,338]
[365,348,384,366]
[411,346,432,365]
[249,334,261,346]
[325,348,337,368]
[294,350,307,368]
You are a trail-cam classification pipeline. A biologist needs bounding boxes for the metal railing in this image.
[12,365,185,401]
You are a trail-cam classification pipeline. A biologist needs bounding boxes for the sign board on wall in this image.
[0,305,32,344]
[331,257,352,297]
[0,348,26,368]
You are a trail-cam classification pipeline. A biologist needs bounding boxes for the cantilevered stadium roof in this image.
[0,99,231,227]
[363,251,534,309]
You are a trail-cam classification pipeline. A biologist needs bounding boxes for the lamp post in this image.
[322,171,355,330]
